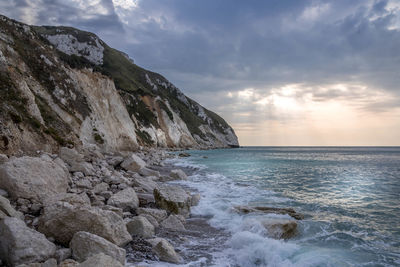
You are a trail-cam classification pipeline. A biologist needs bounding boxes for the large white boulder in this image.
[126,216,155,238]
[107,187,139,211]
[0,156,69,202]
[149,238,182,264]
[154,185,191,217]
[0,217,56,266]
[120,154,146,172]
[38,200,132,247]
[70,232,126,264]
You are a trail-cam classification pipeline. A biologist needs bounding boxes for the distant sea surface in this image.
[166,147,400,266]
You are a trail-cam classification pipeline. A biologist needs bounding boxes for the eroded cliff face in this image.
[0,15,239,155]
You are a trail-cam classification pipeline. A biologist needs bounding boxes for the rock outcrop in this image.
[0,14,238,155]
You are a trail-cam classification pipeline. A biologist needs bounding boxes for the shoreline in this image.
[0,147,228,267]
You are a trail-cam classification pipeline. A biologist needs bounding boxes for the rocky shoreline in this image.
[0,147,208,267]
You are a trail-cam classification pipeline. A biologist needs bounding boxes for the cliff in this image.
[0,15,238,155]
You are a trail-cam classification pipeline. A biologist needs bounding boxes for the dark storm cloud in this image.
[1,0,399,108]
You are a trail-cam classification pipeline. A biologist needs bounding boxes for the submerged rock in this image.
[261,219,298,239]
[233,206,304,220]
[70,231,126,264]
[0,156,69,202]
[0,217,56,266]
[154,185,191,217]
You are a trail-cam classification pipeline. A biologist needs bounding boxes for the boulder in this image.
[160,215,185,231]
[54,248,71,263]
[0,156,69,202]
[261,219,297,239]
[70,232,126,264]
[178,153,190,157]
[136,208,167,223]
[126,216,155,238]
[69,162,95,176]
[106,156,124,168]
[38,201,132,247]
[120,154,146,172]
[154,185,191,217]
[233,206,304,220]
[191,194,201,206]
[140,214,159,228]
[78,253,123,267]
[42,258,58,267]
[107,187,139,211]
[59,259,79,267]
[151,238,182,264]
[0,217,56,266]
[170,169,187,180]
[0,195,23,219]
[59,147,84,165]
[136,193,155,206]
[43,193,91,207]
[138,167,160,178]
[0,188,8,198]
[92,183,109,194]
[132,177,158,193]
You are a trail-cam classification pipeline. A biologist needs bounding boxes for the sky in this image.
[1,0,400,146]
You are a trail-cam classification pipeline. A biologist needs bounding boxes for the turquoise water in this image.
[169,147,400,267]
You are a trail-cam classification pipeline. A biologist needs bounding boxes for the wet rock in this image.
[154,185,191,217]
[70,231,126,264]
[121,154,146,172]
[0,195,23,219]
[233,206,304,220]
[151,238,182,264]
[126,216,155,238]
[0,156,69,202]
[77,253,123,267]
[0,217,56,266]
[136,208,167,223]
[261,219,297,239]
[178,153,190,157]
[160,215,186,231]
[107,187,139,211]
[170,169,187,180]
[38,200,132,247]
[191,193,201,206]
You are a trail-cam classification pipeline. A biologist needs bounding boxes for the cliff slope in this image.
[0,15,238,154]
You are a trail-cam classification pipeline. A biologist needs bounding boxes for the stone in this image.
[126,216,155,238]
[0,195,23,219]
[100,191,113,199]
[59,259,79,267]
[70,162,95,176]
[136,208,167,223]
[152,238,182,264]
[233,206,304,220]
[178,153,190,157]
[120,154,146,172]
[55,248,71,263]
[261,219,297,239]
[0,154,8,164]
[93,183,109,194]
[101,205,124,217]
[0,188,8,198]
[42,258,57,267]
[75,179,93,189]
[160,215,186,231]
[70,231,126,264]
[154,185,191,217]
[138,167,160,178]
[136,193,155,206]
[0,156,69,202]
[0,217,56,266]
[38,201,132,247]
[140,214,159,228]
[106,156,124,167]
[191,193,201,206]
[132,177,158,193]
[107,187,139,211]
[170,169,187,180]
[59,147,84,166]
[43,193,91,207]
[78,253,123,267]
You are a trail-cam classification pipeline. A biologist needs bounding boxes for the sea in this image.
[141,147,400,267]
